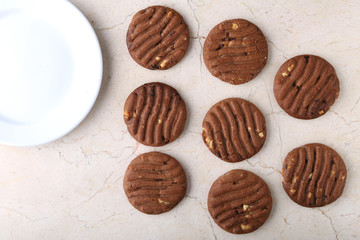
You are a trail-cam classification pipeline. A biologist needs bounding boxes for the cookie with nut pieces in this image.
[123,152,187,214]
[208,169,273,234]
[124,82,187,146]
[202,98,266,162]
[203,19,268,84]
[273,55,340,119]
[282,143,347,207]
[126,5,190,70]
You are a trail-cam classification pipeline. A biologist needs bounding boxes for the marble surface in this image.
[1,0,360,239]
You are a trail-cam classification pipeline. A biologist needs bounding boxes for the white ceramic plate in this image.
[0,0,102,146]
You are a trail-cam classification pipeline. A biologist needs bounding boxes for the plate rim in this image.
[0,0,103,147]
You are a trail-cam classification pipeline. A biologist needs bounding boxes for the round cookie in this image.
[274,55,340,119]
[124,82,187,146]
[203,19,268,85]
[202,98,266,162]
[208,169,272,234]
[126,5,190,70]
[282,143,347,207]
[123,152,187,214]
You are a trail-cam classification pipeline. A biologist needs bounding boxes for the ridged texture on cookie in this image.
[202,98,266,162]
[274,55,340,119]
[124,82,187,146]
[282,143,347,207]
[203,19,268,85]
[127,5,190,70]
[208,169,272,234]
[123,152,187,214]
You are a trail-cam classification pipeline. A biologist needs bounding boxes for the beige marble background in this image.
[1,0,360,239]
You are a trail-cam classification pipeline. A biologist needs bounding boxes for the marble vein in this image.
[242,2,256,19]
[267,39,288,60]
[186,195,217,240]
[187,0,204,81]
[96,12,136,32]
[246,159,281,175]
[262,78,284,160]
[350,96,360,113]
[318,209,339,240]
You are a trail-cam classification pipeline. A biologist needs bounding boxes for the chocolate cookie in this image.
[124,82,187,146]
[208,169,272,234]
[126,5,190,70]
[123,152,187,214]
[203,19,268,85]
[274,55,340,119]
[202,98,266,162]
[282,143,347,207]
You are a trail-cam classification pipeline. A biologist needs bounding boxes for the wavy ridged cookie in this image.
[127,5,190,70]
[123,152,187,214]
[124,82,187,146]
[274,55,340,119]
[282,143,347,207]
[208,169,272,234]
[203,19,268,85]
[202,98,266,162]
